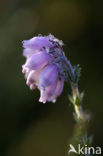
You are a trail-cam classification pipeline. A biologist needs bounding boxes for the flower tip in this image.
[30,84,36,90]
[26,81,30,86]
[52,99,56,103]
[22,69,25,74]
[39,98,46,104]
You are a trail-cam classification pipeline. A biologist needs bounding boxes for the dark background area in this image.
[0,0,103,156]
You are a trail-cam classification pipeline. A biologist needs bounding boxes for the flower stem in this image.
[68,82,92,155]
[72,83,84,121]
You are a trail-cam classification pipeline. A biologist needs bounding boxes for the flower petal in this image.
[23,48,39,58]
[48,77,64,102]
[25,51,50,70]
[39,64,58,88]
[26,70,41,86]
[39,81,57,103]
[55,77,64,97]
[22,36,51,50]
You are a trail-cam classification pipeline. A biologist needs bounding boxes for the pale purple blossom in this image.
[22,34,75,103]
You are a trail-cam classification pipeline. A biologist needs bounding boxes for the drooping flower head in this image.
[22,34,75,103]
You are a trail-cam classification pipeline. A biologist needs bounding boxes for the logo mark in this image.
[68,144,77,154]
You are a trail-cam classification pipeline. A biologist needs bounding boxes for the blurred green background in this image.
[0,0,103,155]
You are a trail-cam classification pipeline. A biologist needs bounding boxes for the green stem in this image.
[67,82,92,155]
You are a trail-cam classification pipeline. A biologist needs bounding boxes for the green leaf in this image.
[68,95,75,105]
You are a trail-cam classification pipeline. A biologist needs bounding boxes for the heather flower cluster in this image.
[22,34,74,103]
